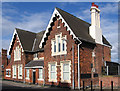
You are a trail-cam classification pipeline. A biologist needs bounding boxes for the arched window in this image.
[14,45,21,61]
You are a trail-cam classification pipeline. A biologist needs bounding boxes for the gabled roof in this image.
[56,8,95,44]
[40,7,111,47]
[8,28,45,54]
[16,28,36,51]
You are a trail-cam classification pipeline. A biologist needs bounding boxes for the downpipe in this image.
[77,38,82,89]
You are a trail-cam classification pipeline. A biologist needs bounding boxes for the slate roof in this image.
[9,7,111,54]
[56,8,111,46]
[25,60,44,67]
[15,28,45,52]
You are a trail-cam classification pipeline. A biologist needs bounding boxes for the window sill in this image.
[6,75,11,77]
[49,79,57,82]
[61,80,71,83]
[38,79,44,81]
[25,78,30,80]
[52,51,67,56]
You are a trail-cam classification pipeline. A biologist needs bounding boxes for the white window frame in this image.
[48,62,57,82]
[51,33,67,56]
[26,69,30,80]
[12,65,16,78]
[14,45,21,61]
[38,68,43,80]
[60,60,71,83]
[18,64,22,79]
[6,69,11,77]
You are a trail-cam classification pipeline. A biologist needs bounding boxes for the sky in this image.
[1,2,119,63]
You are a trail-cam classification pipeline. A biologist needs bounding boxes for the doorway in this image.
[33,71,36,84]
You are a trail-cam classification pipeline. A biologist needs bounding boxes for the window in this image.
[6,69,11,77]
[54,41,56,52]
[14,45,21,61]
[58,36,61,52]
[51,33,67,56]
[14,66,16,76]
[61,61,71,83]
[34,53,38,58]
[48,63,57,82]
[19,65,22,77]
[6,70,9,75]
[50,64,56,80]
[62,39,65,51]
[39,69,43,79]
[12,65,16,78]
[26,69,29,78]
[63,64,69,80]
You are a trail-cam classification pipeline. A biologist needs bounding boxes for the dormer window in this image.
[51,33,67,56]
[14,45,21,61]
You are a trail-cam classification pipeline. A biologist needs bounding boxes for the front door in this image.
[33,71,36,84]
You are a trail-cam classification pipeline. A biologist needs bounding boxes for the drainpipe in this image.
[72,44,74,89]
[24,66,25,83]
[77,38,82,89]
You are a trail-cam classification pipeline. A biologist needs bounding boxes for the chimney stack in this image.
[1,49,8,70]
[89,3,102,44]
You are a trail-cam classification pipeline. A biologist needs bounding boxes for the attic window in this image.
[14,45,21,61]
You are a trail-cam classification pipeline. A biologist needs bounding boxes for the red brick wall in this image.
[4,35,33,82]
[43,18,97,88]
[99,76,120,88]
[44,19,74,87]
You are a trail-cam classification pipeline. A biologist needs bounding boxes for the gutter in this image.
[76,38,82,89]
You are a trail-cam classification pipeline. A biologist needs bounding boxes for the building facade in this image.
[3,3,116,89]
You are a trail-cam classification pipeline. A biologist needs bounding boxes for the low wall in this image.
[99,76,120,88]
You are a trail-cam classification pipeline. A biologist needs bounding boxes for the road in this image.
[1,80,120,91]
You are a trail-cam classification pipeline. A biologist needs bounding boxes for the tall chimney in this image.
[89,3,102,44]
[1,49,8,70]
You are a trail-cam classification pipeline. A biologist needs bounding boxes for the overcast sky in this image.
[1,2,118,63]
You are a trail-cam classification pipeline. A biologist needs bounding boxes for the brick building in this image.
[4,3,118,89]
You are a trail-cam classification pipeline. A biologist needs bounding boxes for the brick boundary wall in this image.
[99,76,120,88]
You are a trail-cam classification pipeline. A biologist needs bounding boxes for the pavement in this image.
[1,79,120,91]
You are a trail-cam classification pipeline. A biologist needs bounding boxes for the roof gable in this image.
[39,7,111,47]
[8,28,45,54]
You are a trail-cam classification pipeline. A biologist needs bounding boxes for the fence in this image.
[82,80,115,91]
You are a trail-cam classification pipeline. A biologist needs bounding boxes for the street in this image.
[1,80,120,91]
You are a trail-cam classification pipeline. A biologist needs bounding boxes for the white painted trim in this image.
[32,38,36,51]
[51,33,67,56]
[48,62,57,82]
[60,60,71,83]
[25,66,43,69]
[38,79,44,81]
[8,28,24,55]
[39,8,77,48]
[25,77,30,80]
[12,65,17,78]
[18,64,23,79]
[6,69,11,77]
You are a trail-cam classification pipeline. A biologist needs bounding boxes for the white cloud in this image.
[2,7,51,50]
